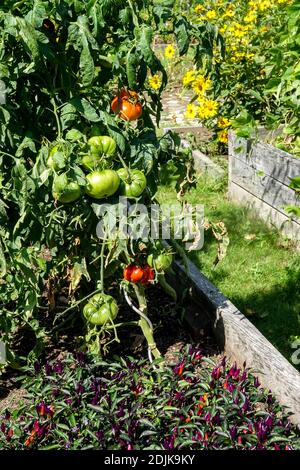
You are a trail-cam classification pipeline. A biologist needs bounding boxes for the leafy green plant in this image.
[1,347,299,450]
[178,0,295,145]
[0,1,219,364]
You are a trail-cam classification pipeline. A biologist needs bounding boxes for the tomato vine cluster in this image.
[0,0,214,362]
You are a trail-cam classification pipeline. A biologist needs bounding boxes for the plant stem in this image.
[0,151,17,160]
[158,273,177,301]
[127,0,139,27]
[51,97,62,139]
[52,287,103,326]
[133,284,161,359]
[99,238,106,292]
[117,154,132,182]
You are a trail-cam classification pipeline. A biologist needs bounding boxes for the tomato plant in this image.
[0,0,218,363]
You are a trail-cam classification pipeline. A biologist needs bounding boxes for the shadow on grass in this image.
[229,263,300,370]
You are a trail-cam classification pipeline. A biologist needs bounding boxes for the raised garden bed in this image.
[228,132,300,242]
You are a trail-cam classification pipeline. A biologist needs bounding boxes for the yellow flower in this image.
[206,9,217,21]
[195,4,205,14]
[198,99,219,120]
[244,12,257,23]
[192,75,212,96]
[218,130,229,144]
[165,44,175,59]
[223,5,235,18]
[148,74,161,90]
[248,0,259,9]
[260,25,269,33]
[233,23,248,38]
[183,70,197,87]
[259,0,272,10]
[217,117,231,128]
[184,103,198,120]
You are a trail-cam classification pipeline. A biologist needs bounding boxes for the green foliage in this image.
[0,1,215,363]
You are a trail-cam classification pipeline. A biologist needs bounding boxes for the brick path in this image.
[159,87,199,128]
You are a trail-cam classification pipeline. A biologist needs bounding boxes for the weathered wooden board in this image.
[229,134,300,187]
[168,259,300,427]
[229,181,300,241]
[228,132,300,241]
[230,156,300,220]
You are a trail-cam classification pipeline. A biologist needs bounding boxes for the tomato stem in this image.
[50,97,62,139]
[99,238,106,293]
[107,315,120,343]
[127,0,139,27]
[158,273,177,302]
[117,154,132,183]
[133,284,161,360]
[52,287,103,327]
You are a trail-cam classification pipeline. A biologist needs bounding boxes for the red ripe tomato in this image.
[123,264,134,281]
[123,263,154,284]
[141,265,155,285]
[111,89,143,121]
[130,266,144,283]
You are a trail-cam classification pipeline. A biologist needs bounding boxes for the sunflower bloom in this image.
[183,70,197,87]
[192,76,212,96]
[206,10,217,21]
[198,99,219,120]
[184,103,198,120]
[148,74,161,90]
[217,117,231,128]
[165,45,175,59]
[218,130,229,144]
[195,5,205,14]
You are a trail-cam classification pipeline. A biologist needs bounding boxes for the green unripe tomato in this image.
[88,136,103,156]
[147,252,173,272]
[52,173,81,203]
[83,293,119,325]
[81,154,102,171]
[85,169,120,199]
[117,168,147,198]
[98,136,117,156]
[47,145,66,170]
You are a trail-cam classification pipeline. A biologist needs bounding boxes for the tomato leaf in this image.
[98,110,126,153]
[174,17,190,56]
[70,97,100,122]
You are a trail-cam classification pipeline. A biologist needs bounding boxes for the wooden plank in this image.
[230,156,300,222]
[169,259,300,427]
[229,180,300,241]
[229,132,300,187]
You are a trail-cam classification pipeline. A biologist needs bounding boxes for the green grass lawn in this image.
[157,175,300,368]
